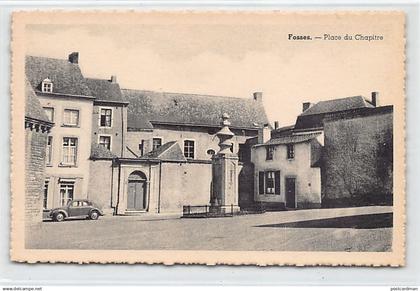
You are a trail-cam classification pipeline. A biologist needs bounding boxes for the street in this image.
[27,206,393,252]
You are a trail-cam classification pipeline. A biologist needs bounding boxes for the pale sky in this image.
[24,13,404,126]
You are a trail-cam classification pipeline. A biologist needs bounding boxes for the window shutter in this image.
[258,171,265,194]
[275,171,281,194]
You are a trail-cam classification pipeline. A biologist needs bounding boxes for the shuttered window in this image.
[275,170,281,194]
[259,170,281,195]
[258,171,265,194]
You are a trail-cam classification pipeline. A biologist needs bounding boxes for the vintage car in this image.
[49,199,104,222]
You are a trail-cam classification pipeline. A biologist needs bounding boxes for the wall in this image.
[159,161,212,213]
[251,141,321,208]
[25,126,48,225]
[322,111,393,205]
[126,124,258,160]
[125,130,153,157]
[87,159,115,214]
[38,95,94,208]
[91,103,127,157]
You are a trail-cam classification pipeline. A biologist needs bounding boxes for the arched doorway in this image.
[127,171,148,211]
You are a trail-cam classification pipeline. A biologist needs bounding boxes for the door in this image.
[127,180,147,211]
[285,178,296,208]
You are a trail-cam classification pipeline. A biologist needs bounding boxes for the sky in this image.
[24,13,404,126]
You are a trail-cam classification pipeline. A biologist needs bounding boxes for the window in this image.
[46,136,53,165]
[41,78,53,93]
[258,170,280,195]
[99,135,111,150]
[266,146,274,160]
[100,108,112,127]
[207,149,215,156]
[62,137,78,166]
[152,138,162,151]
[184,140,195,159]
[43,180,49,209]
[287,144,295,159]
[63,109,79,126]
[59,182,74,206]
[43,107,54,122]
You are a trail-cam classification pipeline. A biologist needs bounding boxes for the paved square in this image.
[27,206,392,252]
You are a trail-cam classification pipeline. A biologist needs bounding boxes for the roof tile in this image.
[121,89,269,130]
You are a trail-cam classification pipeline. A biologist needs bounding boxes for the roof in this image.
[258,132,321,146]
[121,89,270,130]
[295,95,375,131]
[85,78,125,103]
[271,125,294,138]
[25,79,51,123]
[300,96,374,116]
[141,141,186,161]
[25,55,92,97]
[90,144,117,160]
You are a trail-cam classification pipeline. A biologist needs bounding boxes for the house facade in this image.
[26,53,95,212]
[251,93,393,209]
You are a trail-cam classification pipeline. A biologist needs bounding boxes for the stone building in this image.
[26,53,95,210]
[90,89,269,215]
[252,93,393,209]
[24,80,53,225]
[25,52,269,215]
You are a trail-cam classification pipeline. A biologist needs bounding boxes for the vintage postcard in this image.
[11,11,405,266]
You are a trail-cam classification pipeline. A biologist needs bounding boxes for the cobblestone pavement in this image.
[27,206,393,251]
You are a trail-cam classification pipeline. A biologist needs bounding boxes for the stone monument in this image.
[210,113,240,214]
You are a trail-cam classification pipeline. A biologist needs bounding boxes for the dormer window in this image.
[41,78,53,93]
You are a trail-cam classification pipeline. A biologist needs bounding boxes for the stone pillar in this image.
[210,113,240,213]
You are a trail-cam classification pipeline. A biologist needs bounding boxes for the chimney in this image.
[274,121,279,129]
[253,92,263,102]
[110,75,117,83]
[371,91,379,107]
[302,102,313,112]
[68,52,79,64]
[258,123,271,144]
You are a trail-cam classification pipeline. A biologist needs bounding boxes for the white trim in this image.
[182,138,196,159]
[62,108,80,127]
[98,134,113,151]
[60,136,79,167]
[41,78,53,93]
[98,106,113,128]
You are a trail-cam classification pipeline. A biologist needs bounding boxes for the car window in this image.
[82,201,89,206]
[72,201,79,207]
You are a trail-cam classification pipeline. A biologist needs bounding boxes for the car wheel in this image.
[89,210,99,220]
[54,212,65,222]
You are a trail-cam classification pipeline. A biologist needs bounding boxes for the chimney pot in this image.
[302,102,313,112]
[371,91,379,107]
[253,92,263,102]
[68,52,79,64]
[274,121,279,129]
[111,75,117,83]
